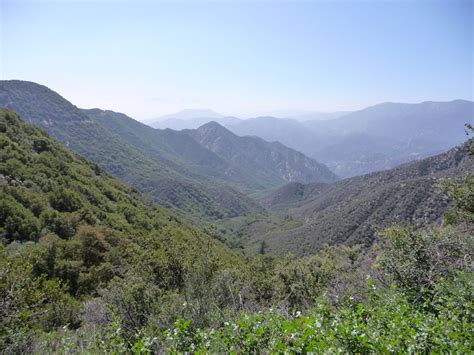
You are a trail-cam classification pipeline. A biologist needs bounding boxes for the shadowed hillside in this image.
[185,121,338,185]
[255,139,473,255]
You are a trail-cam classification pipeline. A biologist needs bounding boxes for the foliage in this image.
[442,173,474,224]
[0,245,79,353]
[163,272,473,353]
[379,226,472,302]
[0,109,472,353]
[0,109,242,351]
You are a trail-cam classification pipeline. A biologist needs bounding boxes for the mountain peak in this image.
[187,121,338,185]
[197,120,226,129]
[193,120,238,140]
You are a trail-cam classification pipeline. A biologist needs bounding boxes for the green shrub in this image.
[49,187,83,212]
[378,226,471,302]
[163,280,473,353]
[32,138,50,153]
[0,247,78,353]
[0,195,40,241]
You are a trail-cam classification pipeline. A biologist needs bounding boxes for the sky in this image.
[1,0,473,121]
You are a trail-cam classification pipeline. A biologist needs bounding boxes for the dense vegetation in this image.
[0,80,265,222]
[0,110,243,351]
[0,80,335,224]
[1,109,473,352]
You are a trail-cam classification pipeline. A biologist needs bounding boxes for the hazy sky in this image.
[1,0,472,121]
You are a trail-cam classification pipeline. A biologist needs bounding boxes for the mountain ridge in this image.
[253,139,473,255]
[185,121,338,186]
[0,80,264,221]
[222,100,473,177]
[0,80,337,223]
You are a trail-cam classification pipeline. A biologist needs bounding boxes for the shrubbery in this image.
[163,277,472,353]
[1,110,472,352]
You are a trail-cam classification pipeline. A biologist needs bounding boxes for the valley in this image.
[1,80,472,257]
[1,81,472,353]
[1,2,472,351]
[155,100,472,178]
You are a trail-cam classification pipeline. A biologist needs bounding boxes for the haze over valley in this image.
[1,0,473,352]
[1,79,471,252]
[150,100,472,177]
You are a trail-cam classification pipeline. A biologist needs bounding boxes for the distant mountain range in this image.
[149,109,241,130]
[0,80,336,222]
[150,109,350,129]
[144,101,473,178]
[223,101,473,177]
[151,115,242,131]
[1,79,471,260]
[157,109,224,121]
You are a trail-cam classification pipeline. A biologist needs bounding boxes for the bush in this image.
[0,195,40,241]
[32,138,50,153]
[378,226,472,302]
[442,174,474,224]
[0,247,78,353]
[77,225,110,267]
[49,187,83,212]
[163,280,473,353]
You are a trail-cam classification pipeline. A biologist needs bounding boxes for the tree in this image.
[32,138,50,153]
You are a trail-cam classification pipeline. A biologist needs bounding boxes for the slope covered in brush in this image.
[255,140,473,255]
[0,108,241,266]
[0,80,263,221]
[1,109,472,354]
[0,108,253,350]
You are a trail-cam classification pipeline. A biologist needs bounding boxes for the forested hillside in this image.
[0,81,336,223]
[254,140,473,255]
[1,109,472,352]
[0,80,264,221]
